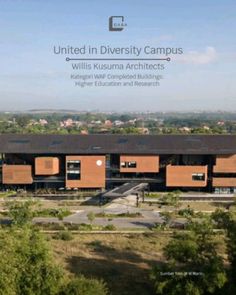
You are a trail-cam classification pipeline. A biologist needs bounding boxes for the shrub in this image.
[95,212,142,218]
[178,207,195,218]
[35,208,72,219]
[159,192,180,207]
[78,223,93,231]
[151,219,227,295]
[59,276,108,295]
[151,223,166,231]
[53,230,73,241]
[87,211,95,224]
[145,192,161,198]
[36,222,65,231]
[0,227,64,295]
[63,222,80,230]
[103,224,116,231]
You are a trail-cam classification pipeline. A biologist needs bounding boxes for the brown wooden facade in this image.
[0,135,236,191]
[35,157,59,175]
[213,177,236,187]
[213,155,236,173]
[2,165,33,184]
[120,155,159,173]
[166,165,208,187]
[65,155,105,189]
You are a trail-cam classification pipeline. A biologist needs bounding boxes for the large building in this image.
[0,134,236,193]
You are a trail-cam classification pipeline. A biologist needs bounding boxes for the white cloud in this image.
[176,46,217,65]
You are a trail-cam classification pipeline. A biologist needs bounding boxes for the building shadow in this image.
[66,241,160,295]
[130,221,154,229]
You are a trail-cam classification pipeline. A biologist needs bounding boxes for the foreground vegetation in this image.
[0,201,108,295]
[0,200,236,294]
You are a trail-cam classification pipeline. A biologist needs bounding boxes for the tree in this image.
[15,115,30,128]
[87,211,95,225]
[212,209,236,293]
[0,227,63,295]
[0,201,108,295]
[151,219,227,295]
[15,229,63,295]
[58,276,108,295]
[0,229,19,295]
[159,211,175,228]
[6,200,37,226]
[160,192,180,208]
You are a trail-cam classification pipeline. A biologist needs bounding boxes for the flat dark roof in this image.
[0,134,235,155]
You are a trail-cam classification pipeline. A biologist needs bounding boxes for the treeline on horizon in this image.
[0,111,236,135]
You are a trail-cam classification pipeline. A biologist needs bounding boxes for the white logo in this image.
[96,160,102,166]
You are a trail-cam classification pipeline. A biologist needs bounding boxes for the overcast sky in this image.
[0,0,235,112]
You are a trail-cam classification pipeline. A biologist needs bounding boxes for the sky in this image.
[0,0,235,112]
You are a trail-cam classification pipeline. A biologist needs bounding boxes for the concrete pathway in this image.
[33,194,162,229]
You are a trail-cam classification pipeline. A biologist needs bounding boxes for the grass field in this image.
[50,233,172,295]
[50,232,227,295]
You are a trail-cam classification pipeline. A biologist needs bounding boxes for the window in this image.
[128,161,137,168]
[121,161,127,168]
[67,160,81,180]
[67,171,80,180]
[67,160,81,170]
[192,173,205,181]
[120,161,137,168]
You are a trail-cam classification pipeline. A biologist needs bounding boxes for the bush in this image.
[36,222,65,231]
[35,208,72,219]
[78,223,93,231]
[6,200,36,225]
[0,227,64,295]
[87,211,95,224]
[151,219,227,295]
[145,192,161,198]
[103,224,116,231]
[59,276,108,295]
[195,211,206,218]
[95,212,142,218]
[63,222,80,230]
[151,223,166,231]
[159,211,175,227]
[53,230,73,241]
[159,192,180,207]
[178,208,195,218]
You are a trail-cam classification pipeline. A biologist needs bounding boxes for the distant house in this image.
[39,119,48,126]
[113,120,124,126]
